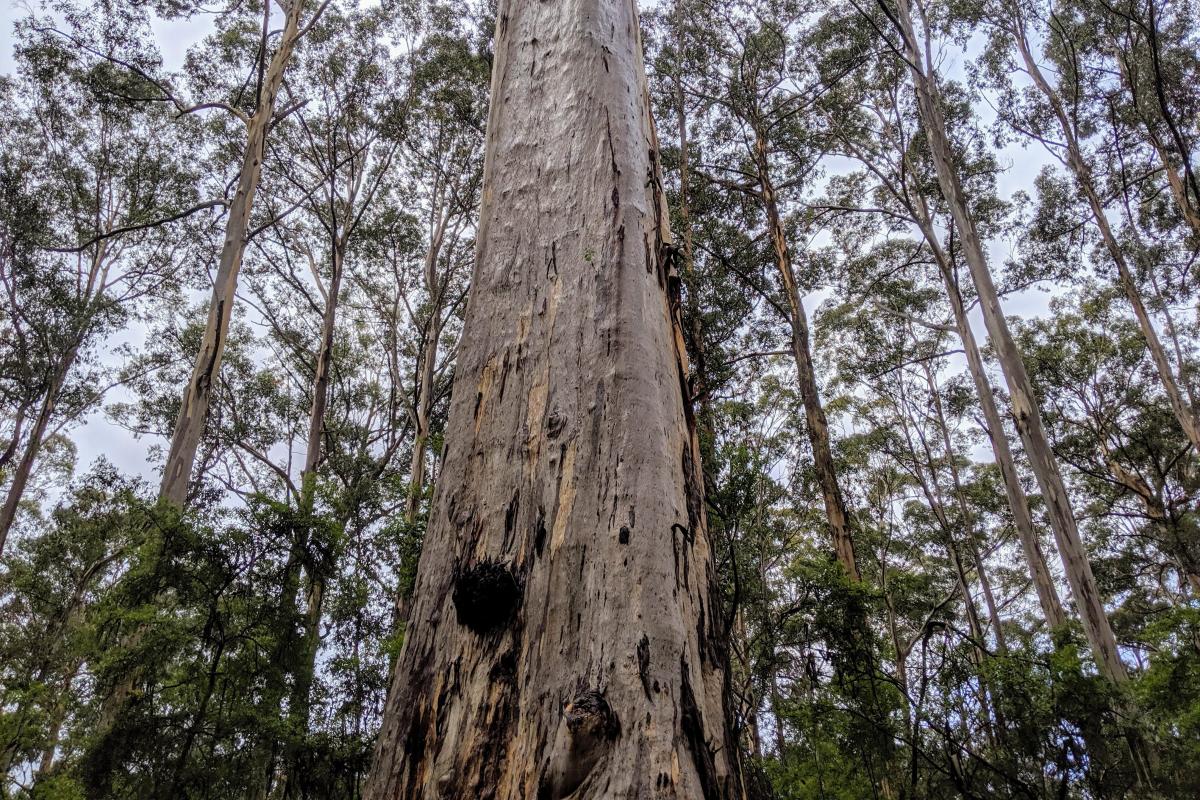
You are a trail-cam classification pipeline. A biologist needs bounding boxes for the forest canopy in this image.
[1,0,1198,798]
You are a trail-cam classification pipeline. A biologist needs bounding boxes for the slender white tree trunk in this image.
[158,0,308,505]
[1008,13,1200,454]
[895,0,1154,783]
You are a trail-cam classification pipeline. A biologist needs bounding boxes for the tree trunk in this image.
[404,212,449,525]
[0,191,114,553]
[303,246,344,487]
[673,0,710,436]
[752,128,860,582]
[0,343,77,554]
[158,0,308,506]
[894,0,1126,685]
[917,217,1067,629]
[1009,15,1200,455]
[1109,16,1200,237]
[364,2,742,798]
[276,233,348,799]
[895,396,997,742]
[920,359,1008,655]
[392,208,453,646]
[894,0,1154,782]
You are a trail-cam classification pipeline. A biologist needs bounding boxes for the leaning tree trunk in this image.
[364,2,742,798]
[158,0,307,506]
[916,214,1067,629]
[752,127,860,582]
[894,0,1154,783]
[0,344,77,554]
[1008,16,1200,455]
[1109,21,1200,237]
[895,0,1126,685]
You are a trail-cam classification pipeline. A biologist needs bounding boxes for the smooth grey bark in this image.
[365,2,742,799]
[931,247,1067,630]
[827,87,1069,631]
[158,0,310,506]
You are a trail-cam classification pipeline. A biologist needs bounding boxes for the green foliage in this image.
[3,0,1200,798]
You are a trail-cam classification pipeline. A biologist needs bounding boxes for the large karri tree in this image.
[365,1,743,798]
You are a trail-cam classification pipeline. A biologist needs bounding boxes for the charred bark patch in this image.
[403,705,427,759]
[565,689,620,741]
[534,509,547,558]
[503,491,520,551]
[488,647,519,685]
[434,658,461,740]
[402,702,430,798]
[469,644,523,799]
[671,523,692,590]
[198,299,225,393]
[618,525,630,545]
[636,634,654,700]
[546,240,558,279]
[452,559,523,634]
[681,443,703,533]
[498,349,512,400]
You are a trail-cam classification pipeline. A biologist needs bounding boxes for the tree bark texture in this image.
[365,2,742,799]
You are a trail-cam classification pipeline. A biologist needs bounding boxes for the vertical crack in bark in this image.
[636,635,654,701]
[680,656,724,800]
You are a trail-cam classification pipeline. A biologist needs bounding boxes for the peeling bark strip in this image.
[365,2,741,798]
